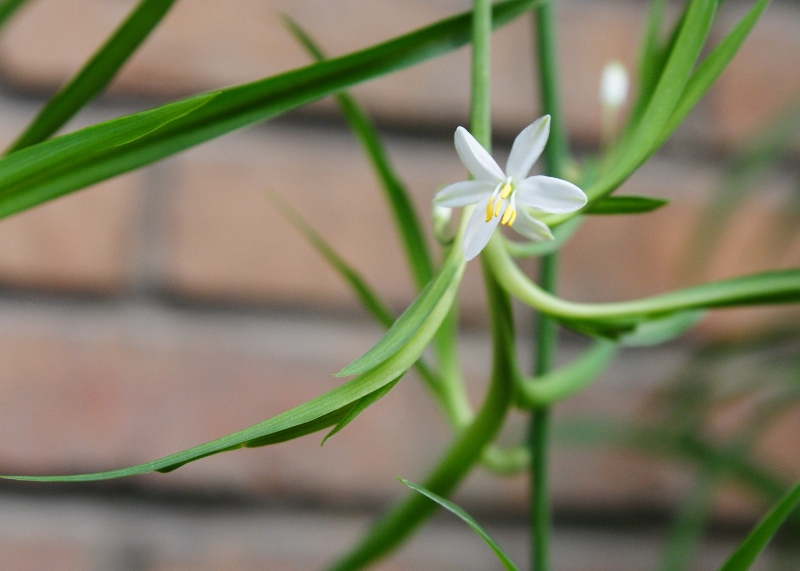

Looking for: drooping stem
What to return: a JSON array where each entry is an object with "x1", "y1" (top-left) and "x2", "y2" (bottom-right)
[
  {"x1": 530, "y1": 1, "x2": 568, "y2": 570},
  {"x1": 471, "y1": 0, "x2": 492, "y2": 149}
]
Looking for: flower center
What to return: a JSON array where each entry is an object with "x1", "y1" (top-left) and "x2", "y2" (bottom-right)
[{"x1": 485, "y1": 180, "x2": 517, "y2": 226}]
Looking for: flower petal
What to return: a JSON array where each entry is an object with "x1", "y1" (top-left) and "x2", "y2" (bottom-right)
[
  {"x1": 463, "y1": 196, "x2": 502, "y2": 260},
  {"x1": 454, "y1": 127, "x2": 505, "y2": 183},
  {"x1": 434, "y1": 180, "x2": 496, "y2": 207},
  {"x1": 506, "y1": 116, "x2": 550, "y2": 181},
  {"x1": 512, "y1": 207, "x2": 554, "y2": 242},
  {"x1": 515, "y1": 176, "x2": 587, "y2": 213}
]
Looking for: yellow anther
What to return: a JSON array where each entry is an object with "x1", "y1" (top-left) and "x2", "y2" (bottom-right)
[
  {"x1": 509, "y1": 209, "x2": 517, "y2": 226},
  {"x1": 499, "y1": 183, "x2": 513, "y2": 200},
  {"x1": 485, "y1": 197, "x2": 494, "y2": 222},
  {"x1": 501, "y1": 205, "x2": 515, "y2": 225},
  {"x1": 493, "y1": 199, "x2": 503, "y2": 218}
]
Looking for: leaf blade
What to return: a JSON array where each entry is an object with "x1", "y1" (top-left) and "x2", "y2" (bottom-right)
[
  {"x1": 0, "y1": 0, "x2": 538, "y2": 220},
  {"x1": 8, "y1": 0, "x2": 179, "y2": 152},
  {"x1": 400, "y1": 479, "x2": 520, "y2": 571},
  {"x1": 585, "y1": 195, "x2": 669, "y2": 215}
]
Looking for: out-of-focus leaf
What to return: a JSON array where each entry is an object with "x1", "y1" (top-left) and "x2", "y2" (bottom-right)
[
  {"x1": 0, "y1": 0, "x2": 538, "y2": 219},
  {"x1": 620, "y1": 310, "x2": 705, "y2": 347},
  {"x1": 518, "y1": 339, "x2": 618, "y2": 406},
  {"x1": 401, "y1": 479, "x2": 520, "y2": 571},
  {"x1": 8, "y1": 0, "x2": 179, "y2": 152},
  {"x1": 283, "y1": 16, "x2": 434, "y2": 291},
  {"x1": 717, "y1": 478, "x2": 800, "y2": 571},
  {"x1": 267, "y1": 189, "x2": 394, "y2": 328},
  {"x1": 585, "y1": 195, "x2": 669, "y2": 215},
  {"x1": 0, "y1": 0, "x2": 29, "y2": 29}
]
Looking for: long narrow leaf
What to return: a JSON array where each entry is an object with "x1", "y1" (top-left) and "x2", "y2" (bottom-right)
[
  {"x1": 8, "y1": 0, "x2": 179, "y2": 152},
  {"x1": 654, "y1": 0, "x2": 771, "y2": 153},
  {"x1": 717, "y1": 478, "x2": 800, "y2": 571},
  {"x1": 585, "y1": 195, "x2": 669, "y2": 215},
  {"x1": 283, "y1": 16, "x2": 434, "y2": 290},
  {"x1": 2, "y1": 244, "x2": 465, "y2": 481},
  {"x1": 0, "y1": 0, "x2": 537, "y2": 220},
  {"x1": 266, "y1": 189, "x2": 395, "y2": 328},
  {"x1": 586, "y1": 0, "x2": 717, "y2": 204},
  {"x1": 401, "y1": 479, "x2": 521, "y2": 571}
]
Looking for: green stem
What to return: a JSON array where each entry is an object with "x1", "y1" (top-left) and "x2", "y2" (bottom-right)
[
  {"x1": 323, "y1": 265, "x2": 515, "y2": 571},
  {"x1": 530, "y1": 2, "x2": 567, "y2": 570},
  {"x1": 471, "y1": 0, "x2": 492, "y2": 149}
]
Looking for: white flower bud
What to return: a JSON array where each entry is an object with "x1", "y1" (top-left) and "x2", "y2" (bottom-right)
[{"x1": 599, "y1": 61, "x2": 629, "y2": 109}]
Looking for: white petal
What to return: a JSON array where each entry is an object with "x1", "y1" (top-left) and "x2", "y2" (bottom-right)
[
  {"x1": 515, "y1": 176, "x2": 587, "y2": 213},
  {"x1": 454, "y1": 127, "x2": 505, "y2": 183},
  {"x1": 433, "y1": 180, "x2": 496, "y2": 207},
  {"x1": 463, "y1": 196, "x2": 502, "y2": 260},
  {"x1": 513, "y1": 207, "x2": 554, "y2": 242},
  {"x1": 506, "y1": 116, "x2": 550, "y2": 181}
]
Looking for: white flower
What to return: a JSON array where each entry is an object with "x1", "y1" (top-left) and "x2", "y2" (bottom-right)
[{"x1": 434, "y1": 115, "x2": 587, "y2": 260}]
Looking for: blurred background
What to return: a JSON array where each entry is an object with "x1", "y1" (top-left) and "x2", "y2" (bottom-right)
[{"x1": 0, "y1": 0, "x2": 798, "y2": 569}]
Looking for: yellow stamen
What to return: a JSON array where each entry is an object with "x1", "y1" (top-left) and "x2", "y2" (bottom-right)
[
  {"x1": 499, "y1": 183, "x2": 513, "y2": 200},
  {"x1": 493, "y1": 199, "x2": 503, "y2": 218},
  {"x1": 485, "y1": 197, "x2": 494, "y2": 222},
  {"x1": 501, "y1": 205, "x2": 514, "y2": 225},
  {"x1": 509, "y1": 210, "x2": 517, "y2": 226}
]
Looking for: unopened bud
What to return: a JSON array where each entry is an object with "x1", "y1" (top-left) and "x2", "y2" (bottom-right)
[
  {"x1": 432, "y1": 204, "x2": 454, "y2": 245},
  {"x1": 599, "y1": 61, "x2": 629, "y2": 109}
]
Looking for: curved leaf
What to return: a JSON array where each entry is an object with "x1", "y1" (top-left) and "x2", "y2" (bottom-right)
[
  {"x1": 0, "y1": 0, "x2": 537, "y2": 220},
  {"x1": 717, "y1": 478, "x2": 800, "y2": 571},
  {"x1": 336, "y1": 252, "x2": 465, "y2": 377},
  {"x1": 401, "y1": 479, "x2": 520, "y2": 571},
  {"x1": 2, "y1": 253, "x2": 464, "y2": 481},
  {"x1": 8, "y1": 0, "x2": 179, "y2": 152}
]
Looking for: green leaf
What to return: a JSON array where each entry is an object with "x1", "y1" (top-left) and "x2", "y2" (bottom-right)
[
  {"x1": 7, "y1": 0, "x2": 179, "y2": 152},
  {"x1": 586, "y1": 0, "x2": 717, "y2": 205},
  {"x1": 630, "y1": 0, "x2": 667, "y2": 129},
  {"x1": 655, "y1": 0, "x2": 771, "y2": 154},
  {"x1": 400, "y1": 479, "x2": 521, "y2": 571},
  {"x1": 322, "y1": 378, "x2": 401, "y2": 446},
  {"x1": 0, "y1": 0, "x2": 537, "y2": 220},
  {"x1": 266, "y1": 189, "x2": 395, "y2": 328},
  {"x1": 717, "y1": 478, "x2": 800, "y2": 571},
  {"x1": 283, "y1": 16, "x2": 434, "y2": 291},
  {"x1": 0, "y1": 0, "x2": 29, "y2": 30},
  {"x1": 585, "y1": 195, "x2": 670, "y2": 215},
  {"x1": 336, "y1": 251, "x2": 465, "y2": 377},
  {"x1": 620, "y1": 310, "x2": 705, "y2": 347},
  {"x1": 518, "y1": 339, "x2": 618, "y2": 407},
  {"x1": 2, "y1": 252, "x2": 464, "y2": 481}
]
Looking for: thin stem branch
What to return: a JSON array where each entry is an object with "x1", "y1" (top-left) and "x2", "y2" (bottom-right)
[{"x1": 530, "y1": 2, "x2": 567, "y2": 570}]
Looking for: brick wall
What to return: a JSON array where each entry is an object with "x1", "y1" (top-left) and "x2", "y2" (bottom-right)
[{"x1": 0, "y1": 1, "x2": 798, "y2": 570}]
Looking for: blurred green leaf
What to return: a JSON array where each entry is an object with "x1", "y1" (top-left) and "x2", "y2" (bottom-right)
[
  {"x1": 518, "y1": 339, "x2": 618, "y2": 406},
  {"x1": 0, "y1": 0, "x2": 537, "y2": 219},
  {"x1": 620, "y1": 310, "x2": 705, "y2": 347},
  {"x1": 0, "y1": 0, "x2": 29, "y2": 30},
  {"x1": 718, "y1": 479, "x2": 800, "y2": 571},
  {"x1": 8, "y1": 0, "x2": 179, "y2": 152},
  {"x1": 401, "y1": 479, "x2": 521, "y2": 571},
  {"x1": 283, "y1": 16, "x2": 434, "y2": 291},
  {"x1": 266, "y1": 189, "x2": 395, "y2": 328},
  {"x1": 585, "y1": 195, "x2": 670, "y2": 215}
]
